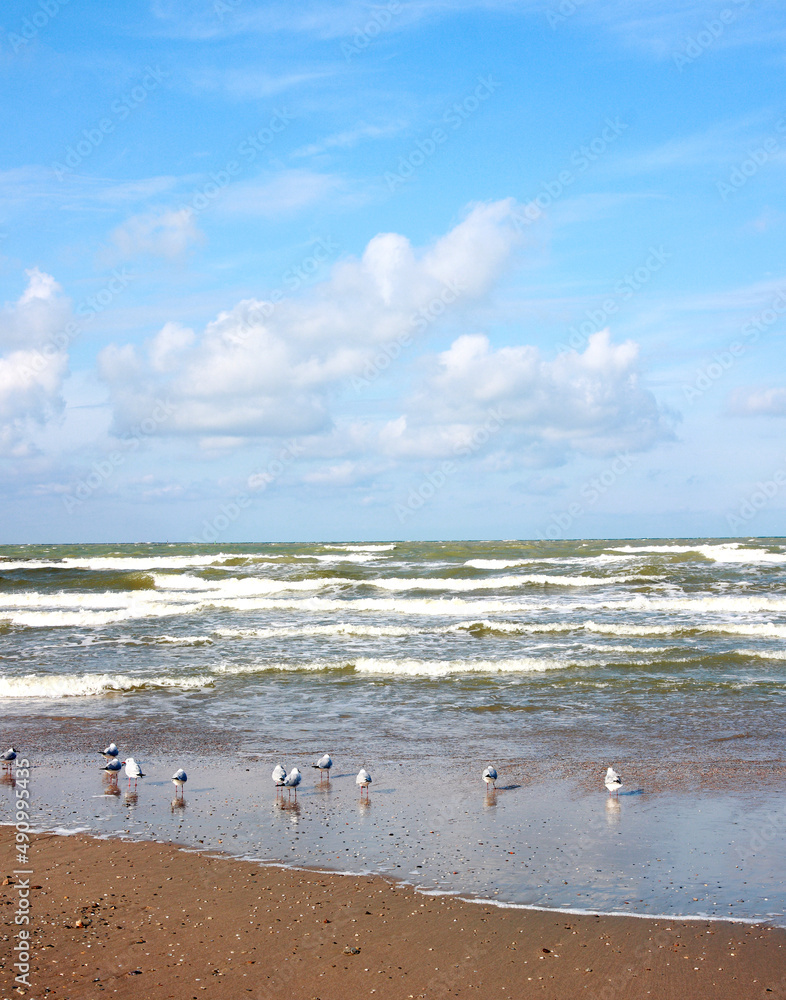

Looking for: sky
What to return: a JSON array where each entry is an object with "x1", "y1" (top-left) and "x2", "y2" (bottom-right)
[{"x1": 1, "y1": 0, "x2": 785, "y2": 543}]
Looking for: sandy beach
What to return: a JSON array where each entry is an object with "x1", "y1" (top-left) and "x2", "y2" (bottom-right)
[{"x1": 1, "y1": 828, "x2": 784, "y2": 1000}]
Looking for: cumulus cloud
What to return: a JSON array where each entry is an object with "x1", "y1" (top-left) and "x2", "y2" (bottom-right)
[
  {"x1": 0, "y1": 268, "x2": 71, "y2": 456},
  {"x1": 377, "y1": 329, "x2": 670, "y2": 463},
  {"x1": 99, "y1": 199, "x2": 523, "y2": 442}
]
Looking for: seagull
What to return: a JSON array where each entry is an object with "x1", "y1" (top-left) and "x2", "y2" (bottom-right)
[
  {"x1": 122, "y1": 758, "x2": 145, "y2": 782},
  {"x1": 102, "y1": 759, "x2": 122, "y2": 775},
  {"x1": 283, "y1": 767, "x2": 301, "y2": 798},
  {"x1": 482, "y1": 766, "x2": 497, "y2": 789},
  {"x1": 171, "y1": 769, "x2": 187, "y2": 796},
  {"x1": 1, "y1": 748, "x2": 17, "y2": 767},
  {"x1": 356, "y1": 768, "x2": 372, "y2": 797},
  {"x1": 604, "y1": 766, "x2": 622, "y2": 794},
  {"x1": 99, "y1": 742, "x2": 119, "y2": 759},
  {"x1": 272, "y1": 764, "x2": 287, "y2": 794},
  {"x1": 312, "y1": 753, "x2": 332, "y2": 780}
]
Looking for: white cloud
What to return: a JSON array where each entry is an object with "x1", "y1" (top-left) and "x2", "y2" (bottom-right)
[
  {"x1": 378, "y1": 329, "x2": 670, "y2": 463},
  {"x1": 217, "y1": 170, "x2": 343, "y2": 217},
  {"x1": 0, "y1": 269, "x2": 71, "y2": 456},
  {"x1": 99, "y1": 199, "x2": 523, "y2": 442},
  {"x1": 729, "y1": 386, "x2": 786, "y2": 416},
  {"x1": 110, "y1": 208, "x2": 205, "y2": 259}
]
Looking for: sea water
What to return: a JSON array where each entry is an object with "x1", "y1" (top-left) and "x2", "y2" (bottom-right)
[{"x1": 0, "y1": 538, "x2": 784, "y2": 922}]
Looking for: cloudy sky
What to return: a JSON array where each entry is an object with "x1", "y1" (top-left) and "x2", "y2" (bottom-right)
[{"x1": 1, "y1": 0, "x2": 785, "y2": 542}]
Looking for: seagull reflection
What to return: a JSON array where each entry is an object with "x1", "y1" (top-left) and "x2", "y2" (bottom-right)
[
  {"x1": 484, "y1": 789, "x2": 498, "y2": 808},
  {"x1": 103, "y1": 783, "x2": 121, "y2": 798},
  {"x1": 171, "y1": 796, "x2": 187, "y2": 812},
  {"x1": 605, "y1": 796, "x2": 621, "y2": 826},
  {"x1": 357, "y1": 796, "x2": 372, "y2": 816},
  {"x1": 124, "y1": 790, "x2": 139, "y2": 808},
  {"x1": 0, "y1": 773, "x2": 16, "y2": 789},
  {"x1": 275, "y1": 798, "x2": 301, "y2": 823}
]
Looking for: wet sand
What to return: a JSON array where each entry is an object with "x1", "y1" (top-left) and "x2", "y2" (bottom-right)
[{"x1": 1, "y1": 828, "x2": 784, "y2": 1000}]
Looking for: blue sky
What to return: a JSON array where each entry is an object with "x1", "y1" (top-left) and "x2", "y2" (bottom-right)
[{"x1": 1, "y1": 0, "x2": 785, "y2": 542}]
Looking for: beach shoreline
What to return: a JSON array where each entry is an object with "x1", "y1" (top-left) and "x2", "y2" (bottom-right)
[{"x1": 2, "y1": 828, "x2": 785, "y2": 1000}]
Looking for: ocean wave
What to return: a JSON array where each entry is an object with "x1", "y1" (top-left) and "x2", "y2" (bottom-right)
[
  {"x1": 366, "y1": 574, "x2": 626, "y2": 591},
  {"x1": 610, "y1": 543, "x2": 786, "y2": 564},
  {"x1": 0, "y1": 672, "x2": 213, "y2": 698},
  {"x1": 463, "y1": 559, "x2": 535, "y2": 569},
  {"x1": 323, "y1": 543, "x2": 396, "y2": 552},
  {"x1": 215, "y1": 623, "x2": 417, "y2": 639},
  {"x1": 0, "y1": 554, "x2": 261, "y2": 572},
  {"x1": 293, "y1": 553, "x2": 377, "y2": 563},
  {"x1": 213, "y1": 656, "x2": 571, "y2": 677}
]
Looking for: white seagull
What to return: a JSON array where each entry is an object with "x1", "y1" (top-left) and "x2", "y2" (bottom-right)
[
  {"x1": 99, "y1": 742, "x2": 119, "y2": 759},
  {"x1": 283, "y1": 767, "x2": 301, "y2": 797},
  {"x1": 171, "y1": 769, "x2": 187, "y2": 796},
  {"x1": 1, "y1": 748, "x2": 17, "y2": 767},
  {"x1": 311, "y1": 753, "x2": 332, "y2": 779},
  {"x1": 356, "y1": 768, "x2": 372, "y2": 796},
  {"x1": 272, "y1": 764, "x2": 287, "y2": 793},
  {"x1": 102, "y1": 759, "x2": 122, "y2": 774},
  {"x1": 122, "y1": 758, "x2": 145, "y2": 782},
  {"x1": 604, "y1": 766, "x2": 622, "y2": 794},
  {"x1": 482, "y1": 766, "x2": 497, "y2": 789}
]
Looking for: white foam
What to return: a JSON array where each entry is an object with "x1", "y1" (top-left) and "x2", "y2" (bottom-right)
[
  {"x1": 0, "y1": 672, "x2": 212, "y2": 698},
  {"x1": 0, "y1": 554, "x2": 263, "y2": 572},
  {"x1": 215, "y1": 623, "x2": 417, "y2": 639},
  {"x1": 293, "y1": 553, "x2": 376, "y2": 563},
  {"x1": 366, "y1": 574, "x2": 622, "y2": 591},
  {"x1": 350, "y1": 656, "x2": 568, "y2": 676},
  {"x1": 323, "y1": 543, "x2": 396, "y2": 552},
  {"x1": 212, "y1": 656, "x2": 570, "y2": 677},
  {"x1": 610, "y1": 543, "x2": 786, "y2": 564},
  {"x1": 463, "y1": 559, "x2": 535, "y2": 569}
]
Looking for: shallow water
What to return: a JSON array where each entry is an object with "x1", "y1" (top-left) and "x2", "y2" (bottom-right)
[{"x1": 1, "y1": 538, "x2": 784, "y2": 922}]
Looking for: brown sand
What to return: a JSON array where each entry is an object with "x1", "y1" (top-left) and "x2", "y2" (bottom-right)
[{"x1": 1, "y1": 829, "x2": 784, "y2": 1000}]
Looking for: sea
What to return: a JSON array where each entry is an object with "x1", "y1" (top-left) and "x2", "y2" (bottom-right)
[{"x1": 1, "y1": 538, "x2": 785, "y2": 924}]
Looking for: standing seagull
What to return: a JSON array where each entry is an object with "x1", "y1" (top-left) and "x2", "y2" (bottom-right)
[
  {"x1": 1, "y1": 748, "x2": 17, "y2": 769},
  {"x1": 604, "y1": 766, "x2": 622, "y2": 794},
  {"x1": 356, "y1": 768, "x2": 372, "y2": 797},
  {"x1": 122, "y1": 758, "x2": 145, "y2": 784},
  {"x1": 272, "y1": 764, "x2": 287, "y2": 795},
  {"x1": 102, "y1": 758, "x2": 122, "y2": 776},
  {"x1": 482, "y1": 766, "x2": 497, "y2": 789},
  {"x1": 283, "y1": 767, "x2": 301, "y2": 799},
  {"x1": 311, "y1": 753, "x2": 332, "y2": 781},
  {"x1": 171, "y1": 769, "x2": 187, "y2": 797},
  {"x1": 99, "y1": 742, "x2": 119, "y2": 759}
]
